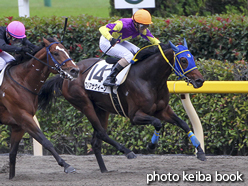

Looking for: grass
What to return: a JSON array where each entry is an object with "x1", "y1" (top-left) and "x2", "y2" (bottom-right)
[{"x1": 0, "y1": 0, "x2": 110, "y2": 18}]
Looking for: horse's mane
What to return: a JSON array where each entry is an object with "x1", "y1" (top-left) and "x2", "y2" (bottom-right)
[
  {"x1": 9, "y1": 38, "x2": 57, "y2": 67},
  {"x1": 134, "y1": 43, "x2": 171, "y2": 62}
]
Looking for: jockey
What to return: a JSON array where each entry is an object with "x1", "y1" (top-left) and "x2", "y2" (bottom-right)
[
  {"x1": 0, "y1": 21, "x2": 36, "y2": 71},
  {"x1": 99, "y1": 9, "x2": 160, "y2": 87}
]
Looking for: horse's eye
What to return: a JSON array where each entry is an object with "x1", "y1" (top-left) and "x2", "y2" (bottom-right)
[
  {"x1": 53, "y1": 52, "x2": 59, "y2": 56},
  {"x1": 182, "y1": 59, "x2": 187, "y2": 64}
]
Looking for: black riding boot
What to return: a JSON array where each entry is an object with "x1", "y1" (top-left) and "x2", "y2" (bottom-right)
[{"x1": 103, "y1": 63, "x2": 124, "y2": 86}]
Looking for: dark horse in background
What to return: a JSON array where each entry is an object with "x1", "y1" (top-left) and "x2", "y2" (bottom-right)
[
  {"x1": 38, "y1": 39, "x2": 206, "y2": 173},
  {"x1": 0, "y1": 38, "x2": 79, "y2": 179}
]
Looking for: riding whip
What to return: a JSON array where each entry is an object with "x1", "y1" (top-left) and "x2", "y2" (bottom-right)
[
  {"x1": 61, "y1": 17, "x2": 68, "y2": 43},
  {"x1": 81, "y1": 34, "x2": 122, "y2": 74}
]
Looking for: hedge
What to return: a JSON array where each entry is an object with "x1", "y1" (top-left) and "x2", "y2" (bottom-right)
[
  {"x1": 0, "y1": 15, "x2": 248, "y2": 155},
  {"x1": 1, "y1": 14, "x2": 248, "y2": 62}
]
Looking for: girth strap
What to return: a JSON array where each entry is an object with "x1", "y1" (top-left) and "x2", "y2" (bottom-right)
[{"x1": 109, "y1": 87, "x2": 128, "y2": 118}]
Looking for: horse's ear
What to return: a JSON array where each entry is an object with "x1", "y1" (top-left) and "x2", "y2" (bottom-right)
[
  {"x1": 169, "y1": 41, "x2": 179, "y2": 53},
  {"x1": 53, "y1": 37, "x2": 59, "y2": 42},
  {"x1": 183, "y1": 38, "x2": 188, "y2": 48},
  {"x1": 43, "y1": 38, "x2": 50, "y2": 47}
]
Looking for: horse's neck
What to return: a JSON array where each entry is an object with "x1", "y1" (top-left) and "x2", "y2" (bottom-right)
[
  {"x1": 139, "y1": 51, "x2": 173, "y2": 86},
  {"x1": 12, "y1": 51, "x2": 51, "y2": 92}
]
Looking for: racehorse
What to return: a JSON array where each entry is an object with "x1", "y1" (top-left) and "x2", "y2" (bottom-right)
[
  {"x1": 38, "y1": 40, "x2": 206, "y2": 173},
  {"x1": 0, "y1": 37, "x2": 79, "y2": 179}
]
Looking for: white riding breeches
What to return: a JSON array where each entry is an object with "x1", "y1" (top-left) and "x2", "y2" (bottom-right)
[
  {"x1": 0, "y1": 52, "x2": 15, "y2": 70},
  {"x1": 99, "y1": 35, "x2": 140, "y2": 63}
]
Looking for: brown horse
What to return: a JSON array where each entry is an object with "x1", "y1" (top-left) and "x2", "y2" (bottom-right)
[
  {"x1": 38, "y1": 40, "x2": 206, "y2": 173},
  {"x1": 0, "y1": 38, "x2": 79, "y2": 179}
]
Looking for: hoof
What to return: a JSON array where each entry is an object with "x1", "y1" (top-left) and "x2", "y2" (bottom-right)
[
  {"x1": 102, "y1": 169, "x2": 118, "y2": 173},
  {"x1": 146, "y1": 143, "x2": 157, "y2": 154},
  {"x1": 9, "y1": 174, "x2": 15, "y2": 180},
  {"x1": 197, "y1": 151, "x2": 207, "y2": 161},
  {"x1": 101, "y1": 169, "x2": 109, "y2": 173},
  {"x1": 125, "y1": 152, "x2": 137, "y2": 159},
  {"x1": 64, "y1": 166, "x2": 76, "y2": 173}
]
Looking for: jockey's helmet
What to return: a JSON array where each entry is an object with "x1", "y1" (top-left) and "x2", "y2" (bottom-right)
[
  {"x1": 6, "y1": 21, "x2": 26, "y2": 39},
  {"x1": 132, "y1": 9, "x2": 153, "y2": 25}
]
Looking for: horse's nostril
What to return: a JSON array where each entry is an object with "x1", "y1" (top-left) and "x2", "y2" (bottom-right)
[
  {"x1": 196, "y1": 79, "x2": 204, "y2": 87},
  {"x1": 70, "y1": 68, "x2": 79, "y2": 78}
]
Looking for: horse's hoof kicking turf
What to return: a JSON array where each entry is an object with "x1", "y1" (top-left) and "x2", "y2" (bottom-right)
[
  {"x1": 64, "y1": 166, "x2": 76, "y2": 173},
  {"x1": 126, "y1": 152, "x2": 137, "y2": 159}
]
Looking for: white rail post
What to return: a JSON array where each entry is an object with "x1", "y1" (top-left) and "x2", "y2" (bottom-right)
[
  {"x1": 132, "y1": 8, "x2": 140, "y2": 14},
  {"x1": 180, "y1": 93, "x2": 205, "y2": 153},
  {"x1": 18, "y1": 0, "x2": 30, "y2": 17},
  {"x1": 33, "y1": 115, "x2": 43, "y2": 156}
]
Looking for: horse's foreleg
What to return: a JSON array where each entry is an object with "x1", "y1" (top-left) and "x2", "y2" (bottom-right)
[
  {"x1": 157, "y1": 106, "x2": 206, "y2": 161},
  {"x1": 9, "y1": 126, "x2": 25, "y2": 179},
  {"x1": 20, "y1": 114, "x2": 75, "y2": 173},
  {"x1": 174, "y1": 118, "x2": 206, "y2": 161},
  {"x1": 132, "y1": 111, "x2": 163, "y2": 153},
  {"x1": 28, "y1": 128, "x2": 76, "y2": 173}
]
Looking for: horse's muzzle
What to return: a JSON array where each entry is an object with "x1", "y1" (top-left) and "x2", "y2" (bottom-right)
[
  {"x1": 70, "y1": 68, "x2": 80, "y2": 78},
  {"x1": 194, "y1": 79, "x2": 205, "y2": 88}
]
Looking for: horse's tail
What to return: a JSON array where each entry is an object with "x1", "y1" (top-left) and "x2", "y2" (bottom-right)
[{"x1": 38, "y1": 75, "x2": 64, "y2": 111}]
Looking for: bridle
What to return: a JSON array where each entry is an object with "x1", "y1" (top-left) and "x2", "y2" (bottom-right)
[
  {"x1": 26, "y1": 42, "x2": 74, "y2": 80},
  {"x1": 7, "y1": 42, "x2": 74, "y2": 95},
  {"x1": 157, "y1": 44, "x2": 196, "y2": 85},
  {"x1": 46, "y1": 42, "x2": 74, "y2": 80}
]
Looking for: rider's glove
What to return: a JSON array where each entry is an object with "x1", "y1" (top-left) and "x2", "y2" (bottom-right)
[
  {"x1": 21, "y1": 47, "x2": 33, "y2": 54},
  {"x1": 110, "y1": 38, "x2": 118, "y2": 46}
]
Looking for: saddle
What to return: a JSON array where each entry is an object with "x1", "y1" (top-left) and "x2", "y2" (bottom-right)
[{"x1": 105, "y1": 57, "x2": 119, "y2": 64}]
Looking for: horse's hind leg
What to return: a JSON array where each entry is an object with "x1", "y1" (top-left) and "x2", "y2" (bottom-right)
[
  {"x1": 157, "y1": 106, "x2": 206, "y2": 161},
  {"x1": 131, "y1": 111, "x2": 163, "y2": 153},
  {"x1": 9, "y1": 125, "x2": 25, "y2": 179},
  {"x1": 94, "y1": 107, "x2": 136, "y2": 158},
  {"x1": 91, "y1": 130, "x2": 107, "y2": 173},
  {"x1": 87, "y1": 106, "x2": 136, "y2": 172}
]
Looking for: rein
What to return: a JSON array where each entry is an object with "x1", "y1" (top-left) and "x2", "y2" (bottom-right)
[
  {"x1": 131, "y1": 43, "x2": 190, "y2": 82},
  {"x1": 134, "y1": 44, "x2": 190, "y2": 81},
  {"x1": 157, "y1": 45, "x2": 186, "y2": 78},
  {"x1": 6, "y1": 66, "x2": 39, "y2": 95}
]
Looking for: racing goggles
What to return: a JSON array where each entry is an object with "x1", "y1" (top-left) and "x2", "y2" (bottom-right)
[
  {"x1": 139, "y1": 24, "x2": 149, "y2": 30},
  {"x1": 6, "y1": 31, "x2": 19, "y2": 42}
]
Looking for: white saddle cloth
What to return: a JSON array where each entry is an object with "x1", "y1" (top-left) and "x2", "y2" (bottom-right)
[
  {"x1": 0, "y1": 64, "x2": 8, "y2": 86},
  {"x1": 84, "y1": 60, "x2": 131, "y2": 94}
]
